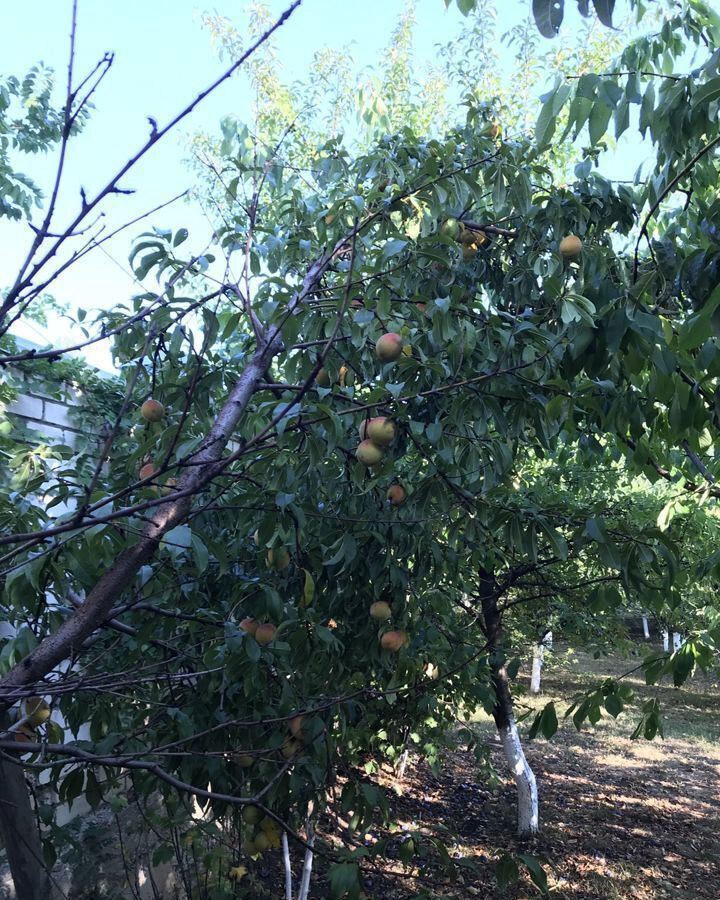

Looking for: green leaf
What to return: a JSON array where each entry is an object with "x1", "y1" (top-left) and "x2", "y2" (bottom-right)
[
  {"x1": 536, "y1": 83, "x2": 571, "y2": 147},
  {"x1": 301, "y1": 568, "x2": 315, "y2": 607},
  {"x1": 328, "y1": 862, "x2": 361, "y2": 899},
  {"x1": 190, "y1": 534, "x2": 209, "y2": 573},
  {"x1": 495, "y1": 852, "x2": 519, "y2": 887},
  {"x1": 693, "y1": 76, "x2": 720, "y2": 109},
  {"x1": 585, "y1": 518, "x2": 607, "y2": 542},
  {"x1": 533, "y1": 0, "x2": 564, "y2": 37},
  {"x1": 529, "y1": 701, "x2": 558, "y2": 740},
  {"x1": 589, "y1": 101, "x2": 613, "y2": 144},
  {"x1": 590, "y1": 0, "x2": 615, "y2": 27},
  {"x1": 518, "y1": 853, "x2": 550, "y2": 895}
]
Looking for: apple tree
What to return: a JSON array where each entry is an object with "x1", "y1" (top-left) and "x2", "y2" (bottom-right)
[{"x1": 2, "y1": 0, "x2": 720, "y2": 897}]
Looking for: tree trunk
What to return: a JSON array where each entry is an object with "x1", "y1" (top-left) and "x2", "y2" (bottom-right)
[
  {"x1": 662, "y1": 629, "x2": 669, "y2": 651},
  {"x1": 281, "y1": 831, "x2": 293, "y2": 900},
  {"x1": 0, "y1": 233, "x2": 350, "y2": 707},
  {"x1": 396, "y1": 748, "x2": 410, "y2": 781},
  {"x1": 297, "y1": 819, "x2": 315, "y2": 900},
  {"x1": 673, "y1": 632, "x2": 682, "y2": 651},
  {"x1": 480, "y1": 571, "x2": 539, "y2": 837},
  {"x1": 496, "y1": 711, "x2": 539, "y2": 837},
  {"x1": 530, "y1": 629, "x2": 552, "y2": 695},
  {"x1": 530, "y1": 642, "x2": 544, "y2": 694},
  {"x1": 642, "y1": 616, "x2": 650, "y2": 640},
  {"x1": 0, "y1": 715, "x2": 52, "y2": 900}
]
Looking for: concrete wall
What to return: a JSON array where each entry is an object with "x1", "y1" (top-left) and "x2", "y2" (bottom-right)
[{"x1": 7, "y1": 374, "x2": 88, "y2": 449}]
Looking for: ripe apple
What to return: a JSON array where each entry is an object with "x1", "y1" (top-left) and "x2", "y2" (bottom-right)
[
  {"x1": 386, "y1": 484, "x2": 406, "y2": 506},
  {"x1": 375, "y1": 332, "x2": 403, "y2": 362},
  {"x1": 369, "y1": 601, "x2": 392, "y2": 621},
  {"x1": 462, "y1": 243, "x2": 478, "y2": 260},
  {"x1": 14, "y1": 726, "x2": 35, "y2": 744},
  {"x1": 240, "y1": 617, "x2": 259, "y2": 637},
  {"x1": 139, "y1": 462, "x2": 157, "y2": 481},
  {"x1": 267, "y1": 547, "x2": 291, "y2": 570},
  {"x1": 366, "y1": 417, "x2": 396, "y2": 446},
  {"x1": 289, "y1": 715, "x2": 304, "y2": 739},
  {"x1": 324, "y1": 213, "x2": 336, "y2": 225},
  {"x1": 254, "y1": 623, "x2": 277, "y2": 645},
  {"x1": 356, "y1": 440, "x2": 385, "y2": 466},
  {"x1": 140, "y1": 398, "x2": 165, "y2": 422},
  {"x1": 24, "y1": 697, "x2": 50, "y2": 727},
  {"x1": 260, "y1": 816, "x2": 280, "y2": 836},
  {"x1": 380, "y1": 630, "x2": 407, "y2": 652},
  {"x1": 351, "y1": 297, "x2": 364, "y2": 309},
  {"x1": 315, "y1": 368, "x2": 331, "y2": 388},
  {"x1": 560, "y1": 234, "x2": 583, "y2": 258}
]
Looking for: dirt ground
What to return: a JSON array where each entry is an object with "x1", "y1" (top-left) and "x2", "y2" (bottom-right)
[
  {"x1": 311, "y1": 647, "x2": 720, "y2": 899},
  {"x1": 246, "y1": 646, "x2": 719, "y2": 898}
]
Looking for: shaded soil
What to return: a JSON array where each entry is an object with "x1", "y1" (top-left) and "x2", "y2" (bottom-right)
[
  {"x1": 256, "y1": 649, "x2": 720, "y2": 898},
  {"x1": 358, "y1": 724, "x2": 720, "y2": 898}
]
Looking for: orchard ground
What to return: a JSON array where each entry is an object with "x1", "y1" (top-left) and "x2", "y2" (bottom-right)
[{"x1": 256, "y1": 645, "x2": 720, "y2": 899}]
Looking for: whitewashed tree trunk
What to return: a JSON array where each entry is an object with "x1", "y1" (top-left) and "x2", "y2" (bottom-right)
[
  {"x1": 530, "y1": 642, "x2": 544, "y2": 694},
  {"x1": 396, "y1": 748, "x2": 409, "y2": 781},
  {"x1": 642, "y1": 616, "x2": 650, "y2": 640},
  {"x1": 672, "y1": 632, "x2": 682, "y2": 651},
  {"x1": 530, "y1": 630, "x2": 552, "y2": 694},
  {"x1": 479, "y1": 570, "x2": 540, "y2": 837},
  {"x1": 498, "y1": 716, "x2": 539, "y2": 837},
  {"x1": 662, "y1": 629, "x2": 669, "y2": 651},
  {"x1": 281, "y1": 832, "x2": 293, "y2": 900},
  {"x1": 297, "y1": 820, "x2": 315, "y2": 900}
]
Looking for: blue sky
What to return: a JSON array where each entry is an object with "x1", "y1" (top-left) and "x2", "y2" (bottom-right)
[
  {"x1": 1, "y1": 1, "x2": 464, "y2": 365},
  {"x1": 1, "y1": 0, "x2": 642, "y2": 369}
]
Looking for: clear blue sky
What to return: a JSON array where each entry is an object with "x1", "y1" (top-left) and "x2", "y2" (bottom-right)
[{"x1": 0, "y1": 0, "x2": 642, "y2": 369}]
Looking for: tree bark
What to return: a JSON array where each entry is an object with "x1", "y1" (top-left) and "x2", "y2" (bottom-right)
[
  {"x1": 0, "y1": 226, "x2": 356, "y2": 708},
  {"x1": 530, "y1": 642, "x2": 544, "y2": 694},
  {"x1": 530, "y1": 629, "x2": 552, "y2": 695},
  {"x1": 480, "y1": 570, "x2": 539, "y2": 837},
  {"x1": 663, "y1": 629, "x2": 669, "y2": 651},
  {"x1": 297, "y1": 818, "x2": 315, "y2": 900},
  {"x1": 281, "y1": 831, "x2": 293, "y2": 900},
  {"x1": 642, "y1": 616, "x2": 650, "y2": 640},
  {"x1": 0, "y1": 715, "x2": 52, "y2": 900}
]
